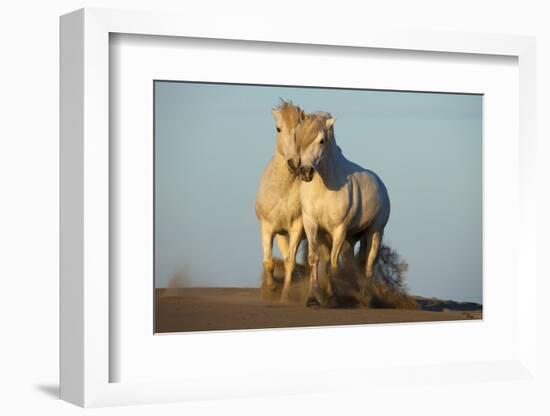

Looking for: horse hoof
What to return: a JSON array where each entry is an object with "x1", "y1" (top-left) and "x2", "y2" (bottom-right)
[
  {"x1": 326, "y1": 295, "x2": 339, "y2": 308},
  {"x1": 265, "y1": 283, "x2": 278, "y2": 292},
  {"x1": 280, "y1": 290, "x2": 290, "y2": 303},
  {"x1": 306, "y1": 296, "x2": 321, "y2": 308}
]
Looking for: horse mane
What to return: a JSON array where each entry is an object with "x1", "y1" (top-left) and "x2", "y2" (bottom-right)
[
  {"x1": 298, "y1": 111, "x2": 335, "y2": 151},
  {"x1": 275, "y1": 99, "x2": 303, "y2": 128}
]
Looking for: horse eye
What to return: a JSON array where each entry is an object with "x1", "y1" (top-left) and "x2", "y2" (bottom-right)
[
  {"x1": 319, "y1": 139, "x2": 325, "y2": 145},
  {"x1": 276, "y1": 127, "x2": 281, "y2": 133}
]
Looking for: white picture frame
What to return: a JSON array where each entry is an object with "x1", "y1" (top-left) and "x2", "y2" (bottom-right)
[{"x1": 60, "y1": 8, "x2": 537, "y2": 408}]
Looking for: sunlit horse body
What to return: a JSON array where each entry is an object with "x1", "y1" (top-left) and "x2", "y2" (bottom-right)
[
  {"x1": 255, "y1": 100, "x2": 306, "y2": 302},
  {"x1": 297, "y1": 112, "x2": 391, "y2": 306}
]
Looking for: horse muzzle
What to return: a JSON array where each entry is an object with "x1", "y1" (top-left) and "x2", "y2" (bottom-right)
[
  {"x1": 300, "y1": 165, "x2": 315, "y2": 182},
  {"x1": 287, "y1": 158, "x2": 300, "y2": 174}
]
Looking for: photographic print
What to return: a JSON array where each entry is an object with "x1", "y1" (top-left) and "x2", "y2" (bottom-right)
[{"x1": 154, "y1": 81, "x2": 483, "y2": 333}]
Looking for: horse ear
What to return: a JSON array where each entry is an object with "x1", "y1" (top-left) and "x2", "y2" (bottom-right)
[
  {"x1": 299, "y1": 109, "x2": 306, "y2": 122},
  {"x1": 325, "y1": 118, "x2": 336, "y2": 129},
  {"x1": 272, "y1": 108, "x2": 281, "y2": 120}
]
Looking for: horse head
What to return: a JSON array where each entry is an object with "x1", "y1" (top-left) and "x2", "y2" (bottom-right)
[
  {"x1": 296, "y1": 112, "x2": 336, "y2": 182},
  {"x1": 271, "y1": 99, "x2": 306, "y2": 174}
]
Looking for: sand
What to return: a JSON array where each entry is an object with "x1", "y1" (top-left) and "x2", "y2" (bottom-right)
[{"x1": 155, "y1": 288, "x2": 482, "y2": 333}]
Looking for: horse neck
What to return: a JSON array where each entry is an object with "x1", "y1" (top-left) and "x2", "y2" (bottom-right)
[
  {"x1": 269, "y1": 150, "x2": 296, "y2": 187},
  {"x1": 317, "y1": 139, "x2": 344, "y2": 186},
  {"x1": 271, "y1": 149, "x2": 288, "y2": 171}
]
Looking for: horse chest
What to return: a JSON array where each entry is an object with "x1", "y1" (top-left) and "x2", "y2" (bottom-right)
[
  {"x1": 301, "y1": 174, "x2": 381, "y2": 235},
  {"x1": 269, "y1": 195, "x2": 301, "y2": 225},
  {"x1": 302, "y1": 188, "x2": 351, "y2": 231},
  {"x1": 258, "y1": 184, "x2": 301, "y2": 228}
]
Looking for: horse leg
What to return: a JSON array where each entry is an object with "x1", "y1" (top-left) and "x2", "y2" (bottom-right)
[
  {"x1": 260, "y1": 221, "x2": 276, "y2": 291},
  {"x1": 281, "y1": 220, "x2": 303, "y2": 302},
  {"x1": 358, "y1": 236, "x2": 368, "y2": 268},
  {"x1": 275, "y1": 234, "x2": 289, "y2": 260},
  {"x1": 327, "y1": 226, "x2": 346, "y2": 305},
  {"x1": 362, "y1": 229, "x2": 383, "y2": 297},
  {"x1": 318, "y1": 234, "x2": 331, "y2": 279},
  {"x1": 341, "y1": 239, "x2": 355, "y2": 266},
  {"x1": 303, "y1": 216, "x2": 321, "y2": 307},
  {"x1": 366, "y1": 231, "x2": 382, "y2": 280}
]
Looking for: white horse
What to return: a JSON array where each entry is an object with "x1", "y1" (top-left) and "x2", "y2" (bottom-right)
[
  {"x1": 255, "y1": 100, "x2": 306, "y2": 302},
  {"x1": 297, "y1": 112, "x2": 391, "y2": 306}
]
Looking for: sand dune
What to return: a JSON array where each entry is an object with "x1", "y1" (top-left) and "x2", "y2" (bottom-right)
[{"x1": 155, "y1": 288, "x2": 482, "y2": 333}]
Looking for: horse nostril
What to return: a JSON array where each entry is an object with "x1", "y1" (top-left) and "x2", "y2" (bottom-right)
[{"x1": 300, "y1": 166, "x2": 314, "y2": 181}]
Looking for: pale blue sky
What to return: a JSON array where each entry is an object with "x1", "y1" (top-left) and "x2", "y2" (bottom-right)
[{"x1": 154, "y1": 81, "x2": 482, "y2": 303}]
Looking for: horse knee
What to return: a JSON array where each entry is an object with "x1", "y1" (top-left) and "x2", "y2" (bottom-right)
[
  {"x1": 365, "y1": 260, "x2": 377, "y2": 281},
  {"x1": 263, "y1": 259, "x2": 274, "y2": 273},
  {"x1": 366, "y1": 267, "x2": 374, "y2": 280},
  {"x1": 284, "y1": 256, "x2": 295, "y2": 270},
  {"x1": 308, "y1": 253, "x2": 319, "y2": 267}
]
